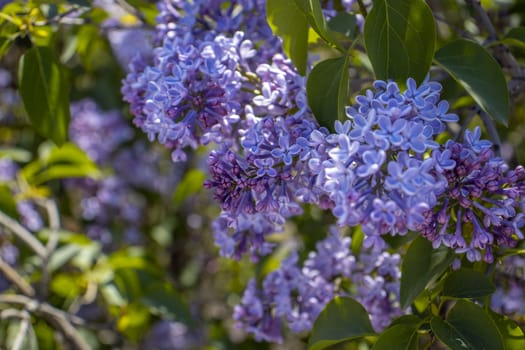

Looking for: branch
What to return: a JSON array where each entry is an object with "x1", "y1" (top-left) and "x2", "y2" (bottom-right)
[
  {"x1": 478, "y1": 108, "x2": 502, "y2": 157},
  {"x1": 0, "y1": 257, "x2": 35, "y2": 297},
  {"x1": 0, "y1": 210, "x2": 46, "y2": 258},
  {"x1": 465, "y1": 0, "x2": 497, "y2": 42},
  {"x1": 0, "y1": 294, "x2": 90, "y2": 350},
  {"x1": 11, "y1": 310, "x2": 31, "y2": 350},
  {"x1": 36, "y1": 198, "x2": 61, "y2": 298}
]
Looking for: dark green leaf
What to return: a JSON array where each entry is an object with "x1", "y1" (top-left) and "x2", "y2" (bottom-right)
[
  {"x1": 308, "y1": 297, "x2": 375, "y2": 350},
  {"x1": 364, "y1": 0, "x2": 436, "y2": 82},
  {"x1": 307, "y1": 54, "x2": 351, "y2": 131},
  {"x1": 372, "y1": 323, "x2": 419, "y2": 350},
  {"x1": 142, "y1": 282, "x2": 191, "y2": 323},
  {"x1": 503, "y1": 27, "x2": 525, "y2": 49},
  {"x1": 489, "y1": 310, "x2": 525, "y2": 350},
  {"x1": 267, "y1": 0, "x2": 309, "y2": 75},
  {"x1": 430, "y1": 300, "x2": 504, "y2": 350},
  {"x1": 434, "y1": 39, "x2": 509, "y2": 126},
  {"x1": 400, "y1": 236, "x2": 454, "y2": 308},
  {"x1": 389, "y1": 315, "x2": 423, "y2": 327},
  {"x1": 0, "y1": 185, "x2": 18, "y2": 219},
  {"x1": 0, "y1": 37, "x2": 12, "y2": 59},
  {"x1": 442, "y1": 268, "x2": 495, "y2": 298},
  {"x1": 328, "y1": 12, "x2": 359, "y2": 40},
  {"x1": 18, "y1": 47, "x2": 71, "y2": 145}
]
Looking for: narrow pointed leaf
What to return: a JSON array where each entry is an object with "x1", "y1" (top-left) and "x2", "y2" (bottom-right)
[
  {"x1": 308, "y1": 297, "x2": 375, "y2": 350},
  {"x1": 400, "y1": 236, "x2": 454, "y2": 308},
  {"x1": 503, "y1": 27, "x2": 525, "y2": 49},
  {"x1": 364, "y1": 0, "x2": 436, "y2": 82},
  {"x1": 434, "y1": 39, "x2": 509, "y2": 126},
  {"x1": 430, "y1": 300, "x2": 504, "y2": 350},
  {"x1": 267, "y1": 0, "x2": 309, "y2": 75},
  {"x1": 18, "y1": 46, "x2": 71, "y2": 145},
  {"x1": 307, "y1": 54, "x2": 351, "y2": 131},
  {"x1": 442, "y1": 268, "x2": 495, "y2": 298}
]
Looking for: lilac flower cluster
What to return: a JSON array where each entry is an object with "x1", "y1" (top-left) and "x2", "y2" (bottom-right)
[
  {"x1": 419, "y1": 131, "x2": 525, "y2": 263},
  {"x1": 122, "y1": 1, "x2": 329, "y2": 259},
  {"x1": 233, "y1": 229, "x2": 404, "y2": 342},
  {"x1": 206, "y1": 110, "x2": 319, "y2": 259},
  {"x1": 67, "y1": 99, "x2": 179, "y2": 248},
  {"x1": 308, "y1": 78, "x2": 458, "y2": 250},
  {"x1": 122, "y1": 0, "x2": 280, "y2": 162}
]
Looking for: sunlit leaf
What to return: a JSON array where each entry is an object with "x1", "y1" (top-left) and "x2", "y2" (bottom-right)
[
  {"x1": 267, "y1": 0, "x2": 309, "y2": 75},
  {"x1": 489, "y1": 310, "x2": 525, "y2": 350}
]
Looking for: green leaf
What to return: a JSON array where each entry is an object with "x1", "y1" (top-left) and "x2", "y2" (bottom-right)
[
  {"x1": 307, "y1": 54, "x2": 351, "y2": 131},
  {"x1": 18, "y1": 47, "x2": 71, "y2": 146},
  {"x1": 364, "y1": 0, "x2": 436, "y2": 82},
  {"x1": 173, "y1": 169, "x2": 206, "y2": 207},
  {"x1": 371, "y1": 323, "x2": 419, "y2": 350},
  {"x1": 308, "y1": 297, "x2": 376, "y2": 350},
  {"x1": 0, "y1": 37, "x2": 12, "y2": 59},
  {"x1": 328, "y1": 12, "x2": 360, "y2": 40},
  {"x1": 489, "y1": 310, "x2": 525, "y2": 350},
  {"x1": 0, "y1": 147, "x2": 32, "y2": 162},
  {"x1": 400, "y1": 236, "x2": 454, "y2": 308},
  {"x1": 50, "y1": 273, "x2": 82, "y2": 298},
  {"x1": 299, "y1": 0, "x2": 342, "y2": 49},
  {"x1": 267, "y1": 0, "x2": 309, "y2": 75},
  {"x1": 6, "y1": 319, "x2": 39, "y2": 350},
  {"x1": 141, "y1": 282, "x2": 191, "y2": 323},
  {"x1": 48, "y1": 244, "x2": 83, "y2": 272},
  {"x1": 434, "y1": 39, "x2": 509, "y2": 126},
  {"x1": 442, "y1": 268, "x2": 495, "y2": 298},
  {"x1": 0, "y1": 185, "x2": 18, "y2": 219},
  {"x1": 503, "y1": 27, "x2": 525, "y2": 50},
  {"x1": 21, "y1": 143, "x2": 100, "y2": 185},
  {"x1": 430, "y1": 300, "x2": 504, "y2": 350}
]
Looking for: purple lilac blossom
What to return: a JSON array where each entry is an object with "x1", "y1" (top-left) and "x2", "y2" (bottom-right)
[
  {"x1": 123, "y1": 1, "x2": 326, "y2": 259},
  {"x1": 122, "y1": 0, "x2": 279, "y2": 162},
  {"x1": 419, "y1": 130, "x2": 525, "y2": 263},
  {"x1": 67, "y1": 100, "x2": 179, "y2": 249},
  {"x1": 307, "y1": 78, "x2": 458, "y2": 250},
  {"x1": 233, "y1": 229, "x2": 404, "y2": 342},
  {"x1": 491, "y1": 255, "x2": 525, "y2": 317},
  {"x1": 142, "y1": 320, "x2": 200, "y2": 349}
]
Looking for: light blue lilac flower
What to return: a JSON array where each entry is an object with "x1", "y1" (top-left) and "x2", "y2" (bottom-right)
[{"x1": 307, "y1": 78, "x2": 458, "y2": 249}]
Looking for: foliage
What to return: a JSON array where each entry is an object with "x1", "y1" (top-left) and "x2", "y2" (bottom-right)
[{"x1": 0, "y1": 0, "x2": 524, "y2": 349}]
